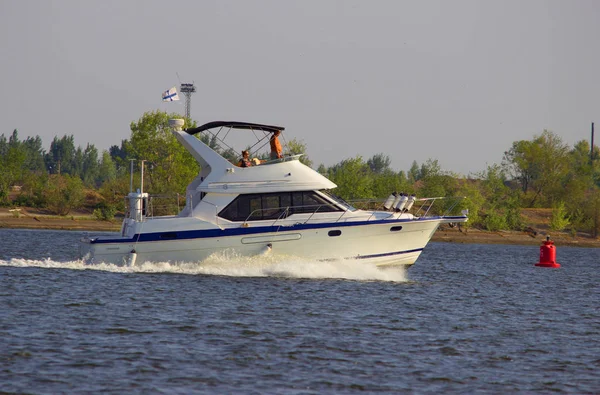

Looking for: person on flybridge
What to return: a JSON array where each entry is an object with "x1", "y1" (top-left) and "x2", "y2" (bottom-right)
[
  {"x1": 238, "y1": 150, "x2": 252, "y2": 167},
  {"x1": 270, "y1": 130, "x2": 283, "y2": 159},
  {"x1": 236, "y1": 129, "x2": 283, "y2": 167},
  {"x1": 237, "y1": 150, "x2": 263, "y2": 167}
]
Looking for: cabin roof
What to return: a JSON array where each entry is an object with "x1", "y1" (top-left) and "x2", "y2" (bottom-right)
[{"x1": 185, "y1": 121, "x2": 285, "y2": 135}]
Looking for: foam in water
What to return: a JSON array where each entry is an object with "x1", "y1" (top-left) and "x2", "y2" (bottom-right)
[{"x1": 0, "y1": 251, "x2": 407, "y2": 282}]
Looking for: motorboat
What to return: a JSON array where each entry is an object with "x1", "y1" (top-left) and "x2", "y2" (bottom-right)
[{"x1": 79, "y1": 119, "x2": 467, "y2": 267}]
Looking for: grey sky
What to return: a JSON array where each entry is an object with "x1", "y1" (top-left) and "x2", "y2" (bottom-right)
[{"x1": 1, "y1": 0, "x2": 599, "y2": 176}]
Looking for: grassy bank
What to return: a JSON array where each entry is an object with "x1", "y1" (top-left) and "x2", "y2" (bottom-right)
[{"x1": 0, "y1": 208, "x2": 120, "y2": 232}]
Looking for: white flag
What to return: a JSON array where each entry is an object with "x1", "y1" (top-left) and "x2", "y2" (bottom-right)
[{"x1": 162, "y1": 86, "x2": 179, "y2": 102}]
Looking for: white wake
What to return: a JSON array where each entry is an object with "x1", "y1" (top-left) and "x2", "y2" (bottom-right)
[{"x1": 0, "y1": 252, "x2": 407, "y2": 282}]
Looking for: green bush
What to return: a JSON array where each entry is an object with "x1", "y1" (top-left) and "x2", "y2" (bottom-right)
[
  {"x1": 550, "y1": 201, "x2": 570, "y2": 231},
  {"x1": 505, "y1": 207, "x2": 524, "y2": 230},
  {"x1": 93, "y1": 204, "x2": 117, "y2": 221},
  {"x1": 483, "y1": 211, "x2": 507, "y2": 231},
  {"x1": 44, "y1": 175, "x2": 85, "y2": 215}
]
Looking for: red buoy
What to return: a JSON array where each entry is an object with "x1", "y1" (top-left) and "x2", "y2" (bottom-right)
[{"x1": 535, "y1": 236, "x2": 560, "y2": 268}]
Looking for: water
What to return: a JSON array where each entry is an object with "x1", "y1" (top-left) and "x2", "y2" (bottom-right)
[{"x1": 1, "y1": 229, "x2": 599, "y2": 394}]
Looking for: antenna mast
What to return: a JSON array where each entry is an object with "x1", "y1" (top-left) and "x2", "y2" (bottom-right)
[{"x1": 180, "y1": 83, "x2": 196, "y2": 119}]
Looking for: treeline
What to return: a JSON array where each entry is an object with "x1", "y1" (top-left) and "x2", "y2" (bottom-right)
[
  {"x1": 318, "y1": 129, "x2": 600, "y2": 236},
  {"x1": 2, "y1": 110, "x2": 600, "y2": 236},
  {"x1": 0, "y1": 111, "x2": 198, "y2": 217}
]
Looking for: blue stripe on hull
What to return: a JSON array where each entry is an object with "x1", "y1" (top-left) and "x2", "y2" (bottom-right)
[
  {"x1": 355, "y1": 248, "x2": 423, "y2": 260},
  {"x1": 91, "y1": 216, "x2": 466, "y2": 245}
]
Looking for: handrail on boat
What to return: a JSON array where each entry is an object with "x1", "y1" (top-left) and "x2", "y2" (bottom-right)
[
  {"x1": 348, "y1": 196, "x2": 466, "y2": 218},
  {"x1": 124, "y1": 193, "x2": 182, "y2": 221},
  {"x1": 241, "y1": 196, "x2": 466, "y2": 228},
  {"x1": 257, "y1": 154, "x2": 304, "y2": 166},
  {"x1": 243, "y1": 203, "x2": 341, "y2": 227},
  {"x1": 125, "y1": 194, "x2": 466, "y2": 227},
  {"x1": 304, "y1": 205, "x2": 323, "y2": 223},
  {"x1": 273, "y1": 207, "x2": 291, "y2": 227},
  {"x1": 412, "y1": 196, "x2": 465, "y2": 218}
]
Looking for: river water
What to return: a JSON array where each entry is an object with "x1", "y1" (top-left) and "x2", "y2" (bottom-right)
[{"x1": 1, "y1": 228, "x2": 599, "y2": 394}]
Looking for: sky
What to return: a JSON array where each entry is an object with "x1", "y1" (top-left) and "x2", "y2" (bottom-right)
[{"x1": 1, "y1": 0, "x2": 599, "y2": 176}]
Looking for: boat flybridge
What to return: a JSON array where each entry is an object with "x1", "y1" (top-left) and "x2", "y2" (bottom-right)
[{"x1": 79, "y1": 119, "x2": 467, "y2": 267}]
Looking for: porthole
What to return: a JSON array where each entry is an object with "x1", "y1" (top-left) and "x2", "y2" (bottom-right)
[
  {"x1": 328, "y1": 230, "x2": 342, "y2": 237},
  {"x1": 390, "y1": 226, "x2": 403, "y2": 232}
]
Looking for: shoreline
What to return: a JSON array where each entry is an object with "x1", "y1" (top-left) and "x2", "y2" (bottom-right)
[
  {"x1": 0, "y1": 214, "x2": 121, "y2": 232},
  {"x1": 432, "y1": 226, "x2": 600, "y2": 248},
  {"x1": 1, "y1": 212, "x2": 598, "y2": 248}
]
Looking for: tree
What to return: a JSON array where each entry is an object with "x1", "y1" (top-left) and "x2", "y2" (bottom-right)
[
  {"x1": 454, "y1": 179, "x2": 484, "y2": 231},
  {"x1": 109, "y1": 140, "x2": 133, "y2": 176},
  {"x1": 199, "y1": 133, "x2": 221, "y2": 151},
  {"x1": 94, "y1": 172, "x2": 130, "y2": 220},
  {"x1": 97, "y1": 175, "x2": 130, "y2": 213},
  {"x1": 44, "y1": 174, "x2": 85, "y2": 215},
  {"x1": 419, "y1": 159, "x2": 442, "y2": 180},
  {"x1": 128, "y1": 111, "x2": 199, "y2": 194},
  {"x1": 502, "y1": 130, "x2": 570, "y2": 206},
  {"x1": 72, "y1": 146, "x2": 84, "y2": 178},
  {"x1": 98, "y1": 150, "x2": 117, "y2": 185},
  {"x1": 468, "y1": 164, "x2": 524, "y2": 230},
  {"x1": 416, "y1": 159, "x2": 455, "y2": 197},
  {"x1": 0, "y1": 134, "x2": 6, "y2": 157},
  {"x1": 22, "y1": 136, "x2": 46, "y2": 172},
  {"x1": 0, "y1": 130, "x2": 27, "y2": 205},
  {"x1": 408, "y1": 160, "x2": 421, "y2": 182},
  {"x1": 82, "y1": 144, "x2": 99, "y2": 186},
  {"x1": 371, "y1": 169, "x2": 410, "y2": 200},
  {"x1": 286, "y1": 138, "x2": 313, "y2": 168},
  {"x1": 14, "y1": 172, "x2": 47, "y2": 207},
  {"x1": 367, "y1": 153, "x2": 391, "y2": 174},
  {"x1": 327, "y1": 156, "x2": 373, "y2": 200},
  {"x1": 550, "y1": 201, "x2": 570, "y2": 231},
  {"x1": 580, "y1": 188, "x2": 600, "y2": 237},
  {"x1": 503, "y1": 139, "x2": 533, "y2": 193},
  {"x1": 45, "y1": 135, "x2": 76, "y2": 175},
  {"x1": 477, "y1": 164, "x2": 510, "y2": 204}
]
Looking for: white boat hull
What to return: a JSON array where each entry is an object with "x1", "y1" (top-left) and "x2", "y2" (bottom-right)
[
  {"x1": 80, "y1": 120, "x2": 468, "y2": 269},
  {"x1": 80, "y1": 218, "x2": 447, "y2": 267}
]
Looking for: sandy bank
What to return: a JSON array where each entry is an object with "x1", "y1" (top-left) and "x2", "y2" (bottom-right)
[
  {"x1": 432, "y1": 226, "x2": 599, "y2": 248},
  {"x1": 0, "y1": 209, "x2": 120, "y2": 232}
]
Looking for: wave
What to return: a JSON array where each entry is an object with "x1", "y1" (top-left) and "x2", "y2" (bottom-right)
[{"x1": 0, "y1": 251, "x2": 407, "y2": 282}]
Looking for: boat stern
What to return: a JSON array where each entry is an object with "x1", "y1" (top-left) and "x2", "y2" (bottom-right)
[{"x1": 78, "y1": 234, "x2": 93, "y2": 262}]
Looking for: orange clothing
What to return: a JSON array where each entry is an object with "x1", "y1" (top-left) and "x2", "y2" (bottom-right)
[{"x1": 270, "y1": 131, "x2": 282, "y2": 159}]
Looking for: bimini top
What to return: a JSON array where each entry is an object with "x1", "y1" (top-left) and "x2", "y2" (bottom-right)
[{"x1": 185, "y1": 121, "x2": 285, "y2": 135}]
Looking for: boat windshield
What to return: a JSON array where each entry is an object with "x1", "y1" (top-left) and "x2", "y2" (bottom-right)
[{"x1": 321, "y1": 190, "x2": 357, "y2": 211}]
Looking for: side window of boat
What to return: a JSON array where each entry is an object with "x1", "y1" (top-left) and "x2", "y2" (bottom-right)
[
  {"x1": 220, "y1": 194, "x2": 253, "y2": 221},
  {"x1": 302, "y1": 192, "x2": 322, "y2": 212},
  {"x1": 219, "y1": 199, "x2": 239, "y2": 220},
  {"x1": 262, "y1": 195, "x2": 281, "y2": 219},
  {"x1": 280, "y1": 193, "x2": 292, "y2": 215},
  {"x1": 219, "y1": 191, "x2": 339, "y2": 221},
  {"x1": 219, "y1": 193, "x2": 287, "y2": 221},
  {"x1": 248, "y1": 196, "x2": 262, "y2": 220},
  {"x1": 292, "y1": 192, "x2": 305, "y2": 213},
  {"x1": 295, "y1": 191, "x2": 339, "y2": 213}
]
